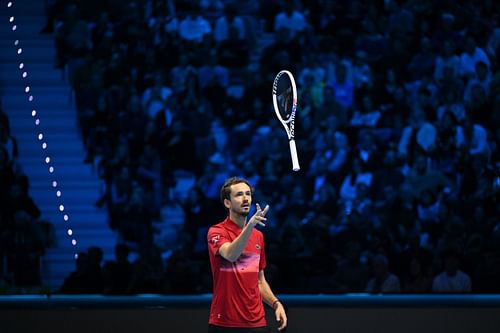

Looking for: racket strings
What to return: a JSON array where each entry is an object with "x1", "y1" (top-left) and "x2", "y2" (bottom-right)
[{"x1": 272, "y1": 70, "x2": 297, "y2": 136}]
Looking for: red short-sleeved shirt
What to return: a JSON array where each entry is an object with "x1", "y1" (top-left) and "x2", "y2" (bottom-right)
[{"x1": 207, "y1": 217, "x2": 267, "y2": 328}]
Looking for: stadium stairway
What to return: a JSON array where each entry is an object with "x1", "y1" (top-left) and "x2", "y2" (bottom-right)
[{"x1": 0, "y1": 0, "x2": 116, "y2": 291}]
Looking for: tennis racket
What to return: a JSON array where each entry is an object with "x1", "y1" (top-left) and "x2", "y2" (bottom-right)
[{"x1": 272, "y1": 70, "x2": 300, "y2": 171}]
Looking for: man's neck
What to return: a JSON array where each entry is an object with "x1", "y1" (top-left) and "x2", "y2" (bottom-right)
[{"x1": 229, "y1": 212, "x2": 247, "y2": 228}]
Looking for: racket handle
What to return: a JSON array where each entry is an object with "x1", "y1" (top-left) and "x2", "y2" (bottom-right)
[{"x1": 289, "y1": 139, "x2": 300, "y2": 171}]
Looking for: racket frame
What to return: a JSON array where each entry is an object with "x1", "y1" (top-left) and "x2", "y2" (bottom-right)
[{"x1": 272, "y1": 70, "x2": 300, "y2": 171}]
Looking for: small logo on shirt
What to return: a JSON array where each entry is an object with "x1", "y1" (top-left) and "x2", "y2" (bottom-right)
[
  {"x1": 255, "y1": 244, "x2": 261, "y2": 250},
  {"x1": 211, "y1": 235, "x2": 220, "y2": 244}
]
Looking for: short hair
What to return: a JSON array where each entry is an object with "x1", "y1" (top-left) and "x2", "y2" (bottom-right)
[{"x1": 220, "y1": 177, "x2": 253, "y2": 204}]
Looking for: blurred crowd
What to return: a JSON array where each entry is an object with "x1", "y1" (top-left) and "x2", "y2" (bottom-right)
[
  {"x1": 42, "y1": 0, "x2": 500, "y2": 294},
  {"x1": 0, "y1": 106, "x2": 54, "y2": 292}
]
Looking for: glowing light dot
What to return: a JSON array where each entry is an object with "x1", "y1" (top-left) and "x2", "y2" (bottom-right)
[
  {"x1": 22, "y1": 72, "x2": 27, "y2": 78},
  {"x1": 35, "y1": 119, "x2": 40, "y2": 125},
  {"x1": 31, "y1": 110, "x2": 36, "y2": 116},
  {"x1": 38, "y1": 133, "x2": 43, "y2": 140},
  {"x1": 71, "y1": 239, "x2": 77, "y2": 246},
  {"x1": 9, "y1": 17, "x2": 14, "y2": 22},
  {"x1": 56, "y1": 190, "x2": 61, "y2": 197},
  {"x1": 42, "y1": 142, "x2": 47, "y2": 149},
  {"x1": 17, "y1": 48, "x2": 21, "y2": 54},
  {"x1": 28, "y1": 95, "x2": 33, "y2": 101},
  {"x1": 12, "y1": 25, "x2": 17, "y2": 31},
  {"x1": 74, "y1": 253, "x2": 78, "y2": 259},
  {"x1": 59, "y1": 205, "x2": 64, "y2": 212},
  {"x1": 14, "y1": 39, "x2": 18, "y2": 45},
  {"x1": 67, "y1": 229, "x2": 73, "y2": 236},
  {"x1": 8, "y1": 2, "x2": 12, "y2": 8},
  {"x1": 19, "y1": 63, "x2": 24, "y2": 69},
  {"x1": 52, "y1": 181, "x2": 57, "y2": 187},
  {"x1": 25, "y1": 86, "x2": 30, "y2": 93},
  {"x1": 45, "y1": 157, "x2": 50, "y2": 163},
  {"x1": 63, "y1": 214, "x2": 69, "y2": 221},
  {"x1": 49, "y1": 166, "x2": 54, "y2": 173}
]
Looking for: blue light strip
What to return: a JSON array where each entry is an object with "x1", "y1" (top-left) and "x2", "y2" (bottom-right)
[{"x1": 1, "y1": 294, "x2": 500, "y2": 309}]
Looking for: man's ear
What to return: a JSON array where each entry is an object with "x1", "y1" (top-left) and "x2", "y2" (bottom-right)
[{"x1": 224, "y1": 198, "x2": 231, "y2": 209}]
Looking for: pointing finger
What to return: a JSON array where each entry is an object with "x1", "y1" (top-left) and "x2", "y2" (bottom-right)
[{"x1": 261, "y1": 204, "x2": 270, "y2": 216}]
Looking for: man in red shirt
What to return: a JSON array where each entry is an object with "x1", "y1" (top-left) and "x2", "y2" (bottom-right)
[{"x1": 207, "y1": 177, "x2": 287, "y2": 332}]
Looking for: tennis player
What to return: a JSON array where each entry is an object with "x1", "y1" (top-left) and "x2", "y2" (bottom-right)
[{"x1": 207, "y1": 177, "x2": 287, "y2": 332}]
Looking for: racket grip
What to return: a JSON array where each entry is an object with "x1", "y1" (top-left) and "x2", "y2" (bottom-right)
[{"x1": 289, "y1": 139, "x2": 300, "y2": 171}]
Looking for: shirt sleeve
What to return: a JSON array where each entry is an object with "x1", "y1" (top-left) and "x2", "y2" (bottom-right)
[{"x1": 207, "y1": 226, "x2": 230, "y2": 257}]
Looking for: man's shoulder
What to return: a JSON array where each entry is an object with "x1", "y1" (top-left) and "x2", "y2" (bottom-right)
[
  {"x1": 208, "y1": 219, "x2": 228, "y2": 233},
  {"x1": 207, "y1": 220, "x2": 229, "y2": 246}
]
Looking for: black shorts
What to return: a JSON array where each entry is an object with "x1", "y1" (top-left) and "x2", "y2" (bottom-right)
[{"x1": 208, "y1": 324, "x2": 270, "y2": 333}]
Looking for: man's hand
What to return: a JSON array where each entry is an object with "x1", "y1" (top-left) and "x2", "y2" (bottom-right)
[
  {"x1": 275, "y1": 302, "x2": 287, "y2": 331},
  {"x1": 247, "y1": 203, "x2": 269, "y2": 227}
]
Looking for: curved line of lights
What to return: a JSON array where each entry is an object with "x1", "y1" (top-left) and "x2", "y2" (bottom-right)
[{"x1": 7, "y1": 1, "x2": 79, "y2": 259}]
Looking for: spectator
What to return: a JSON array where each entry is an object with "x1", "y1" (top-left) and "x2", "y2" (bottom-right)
[
  {"x1": 486, "y1": 28, "x2": 500, "y2": 61},
  {"x1": 432, "y1": 249, "x2": 472, "y2": 292},
  {"x1": 434, "y1": 40, "x2": 461, "y2": 83},
  {"x1": 466, "y1": 60, "x2": 491, "y2": 96},
  {"x1": 273, "y1": 3, "x2": 307, "y2": 40},
  {"x1": 60, "y1": 252, "x2": 91, "y2": 293},
  {"x1": 170, "y1": 54, "x2": 197, "y2": 94},
  {"x1": 332, "y1": 241, "x2": 369, "y2": 292},
  {"x1": 350, "y1": 94, "x2": 381, "y2": 127},
  {"x1": 437, "y1": 88, "x2": 465, "y2": 122},
  {"x1": 328, "y1": 63, "x2": 355, "y2": 110},
  {"x1": 86, "y1": 246, "x2": 104, "y2": 293},
  {"x1": 0, "y1": 118, "x2": 18, "y2": 161},
  {"x1": 403, "y1": 154, "x2": 453, "y2": 201},
  {"x1": 198, "y1": 50, "x2": 229, "y2": 89},
  {"x1": 407, "y1": 37, "x2": 436, "y2": 80},
  {"x1": 217, "y1": 26, "x2": 250, "y2": 68},
  {"x1": 464, "y1": 74, "x2": 493, "y2": 125},
  {"x1": 355, "y1": 131, "x2": 382, "y2": 172},
  {"x1": 178, "y1": 12, "x2": 211, "y2": 43},
  {"x1": 181, "y1": 186, "x2": 212, "y2": 241},
  {"x1": 0, "y1": 147, "x2": 16, "y2": 206},
  {"x1": 416, "y1": 189, "x2": 442, "y2": 223},
  {"x1": 339, "y1": 157, "x2": 373, "y2": 213},
  {"x1": 370, "y1": 148, "x2": 405, "y2": 200},
  {"x1": 398, "y1": 108, "x2": 437, "y2": 157},
  {"x1": 103, "y1": 244, "x2": 133, "y2": 294},
  {"x1": 142, "y1": 73, "x2": 173, "y2": 119},
  {"x1": 456, "y1": 118, "x2": 489, "y2": 157},
  {"x1": 4, "y1": 176, "x2": 41, "y2": 221},
  {"x1": 459, "y1": 36, "x2": 490, "y2": 79},
  {"x1": 213, "y1": 4, "x2": 245, "y2": 43},
  {"x1": 54, "y1": 3, "x2": 90, "y2": 68},
  {"x1": 402, "y1": 256, "x2": 433, "y2": 293},
  {"x1": 366, "y1": 254, "x2": 401, "y2": 293}
]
